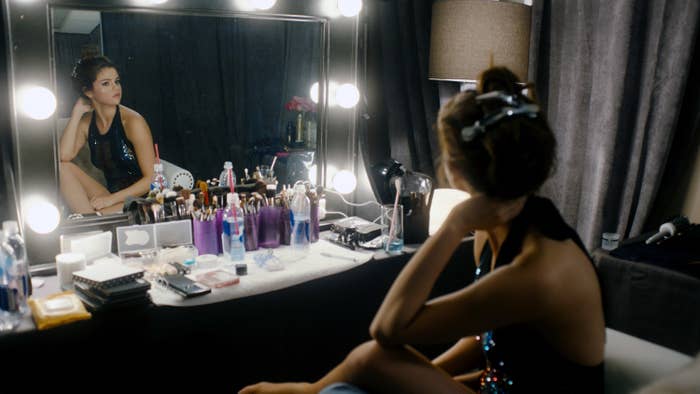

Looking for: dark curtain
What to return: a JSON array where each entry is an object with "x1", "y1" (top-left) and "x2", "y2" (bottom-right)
[
  {"x1": 646, "y1": 33, "x2": 700, "y2": 230},
  {"x1": 100, "y1": 13, "x2": 321, "y2": 182},
  {"x1": 363, "y1": 0, "x2": 440, "y2": 187},
  {"x1": 530, "y1": 0, "x2": 700, "y2": 249},
  {"x1": 54, "y1": 28, "x2": 101, "y2": 117}
]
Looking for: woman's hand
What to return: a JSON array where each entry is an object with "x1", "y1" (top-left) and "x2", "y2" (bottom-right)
[
  {"x1": 90, "y1": 195, "x2": 116, "y2": 211},
  {"x1": 71, "y1": 97, "x2": 92, "y2": 119},
  {"x1": 444, "y1": 193, "x2": 526, "y2": 235}
]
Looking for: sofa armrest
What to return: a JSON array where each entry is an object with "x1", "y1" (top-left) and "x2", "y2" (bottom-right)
[{"x1": 605, "y1": 328, "x2": 693, "y2": 393}]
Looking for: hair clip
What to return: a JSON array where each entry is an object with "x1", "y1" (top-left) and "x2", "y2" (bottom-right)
[{"x1": 460, "y1": 90, "x2": 540, "y2": 142}]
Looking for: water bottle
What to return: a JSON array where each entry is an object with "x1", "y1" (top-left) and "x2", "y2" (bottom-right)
[
  {"x1": 221, "y1": 193, "x2": 235, "y2": 255},
  {"x1": 219, "y1": 161, "x2": 236, "y2": 188},
  {"x1": 0, "y1": 221, "x2": 29, "y2": 331},
  {"x1": 150, "y1": 162, "x2": 168, "y2": 191},
  {"x1": 290, "y1": 184, "x2": 311, "y2": 258},
  {"x1": 0, "y1": 231, "x2": 17, "y2": 332},
  {"x1": 227, "y1": 194, "x2": 246, "y2": 262}
]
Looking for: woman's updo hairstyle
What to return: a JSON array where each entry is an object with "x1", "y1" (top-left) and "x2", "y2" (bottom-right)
[
  {"x1": 71, "y1": 55, "x2": 117, "y2": 98},
  {"x1": 437, "y1": 67, "x2": 555, "y2": 199}
]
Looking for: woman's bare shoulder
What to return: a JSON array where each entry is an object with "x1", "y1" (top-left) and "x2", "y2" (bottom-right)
[
  {"x1": 119, "y1": 105, "x2": 146, "y2": 122},
  {"x1": 119, "y1": 105, "x2": 150, "y2": 134},
  {"x1": 518, "y1": 232, "x2": 597, "y2": 295}
]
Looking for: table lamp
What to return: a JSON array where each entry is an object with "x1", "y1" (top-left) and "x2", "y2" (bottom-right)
[{"x1": 429, "y1": 0, "x2": 532, "y2": 83}]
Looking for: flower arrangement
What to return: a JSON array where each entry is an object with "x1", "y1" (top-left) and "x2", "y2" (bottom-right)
[{"x1": 284, "y1": 96, "x2": 316, "y2": 113}]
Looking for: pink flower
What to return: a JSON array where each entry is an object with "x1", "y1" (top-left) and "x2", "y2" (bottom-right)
[{"x1": 285, "y1": 96, "x2": 316, "y2": 113}]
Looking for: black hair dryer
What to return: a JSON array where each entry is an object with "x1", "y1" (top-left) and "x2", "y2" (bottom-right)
[{"x1": 370, "y1": 159, "x2": 433, "y2": 244}]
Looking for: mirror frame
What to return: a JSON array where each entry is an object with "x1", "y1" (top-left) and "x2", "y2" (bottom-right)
[{"x1": 2, "y1": 0, "x2": 361, "y2": 267}]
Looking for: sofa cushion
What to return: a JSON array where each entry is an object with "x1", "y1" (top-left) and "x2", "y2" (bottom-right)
[{"x1": 605, "y1": 328, "x2": 694, "y2": 393}]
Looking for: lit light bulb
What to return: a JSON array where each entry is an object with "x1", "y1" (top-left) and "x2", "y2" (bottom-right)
[
  {"x1": 149, "y1": 0, "x2": 168, "y2": 4},
  {"x1": 310, "y1": 82, "x2": 319, "y2": 104},
  {"x1": 233, "y1": 0, "x2": 256, "y2": 11},
  {"x1": 320, "y1": 0, "x2": 342, "y2": 18},
  {"x1": 325, "y1": 164, "x2": 338, "y2": 188},
  {"x1": 250, "y1": 0, "x2": 276, "y2": 10},
  {"x1": 332, "y1": 170, "x2": 357, "y2": 194},
  {"x1": 338, "y1": 0, "x2": 363, "y2": 17},
  {"x1": 17, "y1": 86, "x2": 57, "y2": 120},
  {"x1": 24, "y1": 197, "x2": 60, "y2": 234},
  {"x1": 336, "y1": 83, "x2": 360, "y2": 108}
]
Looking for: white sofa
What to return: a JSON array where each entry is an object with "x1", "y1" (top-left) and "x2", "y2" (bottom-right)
[{"x1": 605, "y1": 328, "x2": 697, "y2": 393}]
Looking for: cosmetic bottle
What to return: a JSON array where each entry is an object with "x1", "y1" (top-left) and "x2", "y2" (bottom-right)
[
  {"x1": 150, "y1": 162, "x2": 168, "y2": 191},
  {"x1": 227, "y1": 194, "x2": 246, "y2": 262},
  {"x1": 290, "y1": 185, "x2": 311, "y2": 258},
  {"x1": 0, "y1": 221, "x2": 30, "y2": 331}
]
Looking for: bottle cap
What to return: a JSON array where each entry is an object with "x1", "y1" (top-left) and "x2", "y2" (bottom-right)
[
  {"x1": 2, "y1": 220, "x2": 19, "y2": 236},
  {"x1": 223, "y1": 161, "x2": 233, "y2": 169}
]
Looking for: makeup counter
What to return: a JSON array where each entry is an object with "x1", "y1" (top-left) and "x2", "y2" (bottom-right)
[{"x1": 0, "y1": 233, "x2": 475, "y2": 392}]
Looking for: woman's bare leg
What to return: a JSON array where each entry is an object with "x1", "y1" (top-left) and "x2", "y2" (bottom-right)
[
  {"x1": 99, "y1": 203, "x2": 124, "y2": 215},
  {"x1": 59, "y1": 162, "x2": 109, "y2": 214},
  {"x1": 239, "y1": 341, "x2": 473, "y2": 394}
]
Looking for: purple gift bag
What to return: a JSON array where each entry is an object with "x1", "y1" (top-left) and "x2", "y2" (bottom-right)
[
  {"x1": 258, "y1": 206, "x2": 281, "y2": 248},
  {"x1": 193, "y1": 218, "x2": 218, "y2": 255}
]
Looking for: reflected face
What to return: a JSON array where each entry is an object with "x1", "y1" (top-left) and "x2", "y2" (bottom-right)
[{"x1": 85, "y1": 67, "x2": 121, "y2": 105}]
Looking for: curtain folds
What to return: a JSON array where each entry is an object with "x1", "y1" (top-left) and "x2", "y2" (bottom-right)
[
  {"x1": 363, "y1": 0, "x2": 440, "y2": 181},
  {"x1": 531, "y1": 0, "x2": 700, "y2": 249},
  {"x1": 100, "y1": 13, "x2": 321, "y2": 181}
]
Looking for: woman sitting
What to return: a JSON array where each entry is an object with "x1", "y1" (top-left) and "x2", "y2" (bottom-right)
[
  {"x1": 59, "y1": 55, "x2": 156, "y2": 214},
  {"x1": 240, "y1": 67, "x2": 605, "y2": 393}
]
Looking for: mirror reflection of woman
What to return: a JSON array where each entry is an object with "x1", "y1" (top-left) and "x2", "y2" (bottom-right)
[{"x1": 59, "y1": 56, "x2": 155, "y2": 214}]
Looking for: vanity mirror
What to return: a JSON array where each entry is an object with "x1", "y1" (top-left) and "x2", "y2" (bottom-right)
[{"x1": 2, "y1": 0, "x2": 362, "y2": 267}]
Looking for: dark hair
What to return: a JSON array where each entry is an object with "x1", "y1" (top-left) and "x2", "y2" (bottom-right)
[
  {"x1": 71, "y1": 55, "x2": 118, "y2": 97},
  {"x1": 437, "y1": 67, "x2": 556, "y2": 199}
]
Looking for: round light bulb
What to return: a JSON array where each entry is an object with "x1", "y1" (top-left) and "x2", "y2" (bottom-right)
[
  {"x1": 250, "y1": 0, "x2": 276, "y2": 10},
  {"x1": 233, "y1": 0, "x2": 256, "y2": 11},
  {"x1": 24, "y1": 197, "x2": 60, "y2": 234},
  {"x1": 18, "y1": 86, "x2": 57, "y2": 120},
  {"x1": 325, "y1": 164, "x2": 338, "y2": 188},
  {"x1": 338, "y1": 0, "x2": 363, "y2": 17},
  {"x1": 310, "y1": 82, "x2": 319, "y2": 104},
  {"x1": 336, "y1": 83, "x2": 360, "y2": 108},
  {"x1": 332, "y1": 170, "x2": 357, "y2": 194},
  {"x1": 320, "y1": 0, "x2": 342, "y2": 18}
]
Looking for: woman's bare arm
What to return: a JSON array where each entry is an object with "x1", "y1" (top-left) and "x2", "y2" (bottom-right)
[
  {"x1": 432, "y1": 336, "x2": 483, "y2": 376},
  {"x1": 59, "y1": 98, "x2": 92, "y2": 162},
  {"x1": 369, "y1": 195, "x2": 550, "y2": 345}
]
